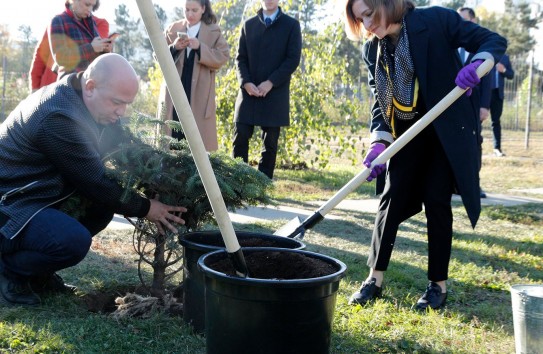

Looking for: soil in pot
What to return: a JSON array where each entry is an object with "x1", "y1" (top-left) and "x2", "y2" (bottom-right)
[{"x1": 209, "y1": 250, "x2": 337, "y2": 279}]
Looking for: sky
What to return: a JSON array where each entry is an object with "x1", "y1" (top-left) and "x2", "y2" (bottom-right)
[{"x1": 0, "y1": 0, "x2": 181, "y2": 40}]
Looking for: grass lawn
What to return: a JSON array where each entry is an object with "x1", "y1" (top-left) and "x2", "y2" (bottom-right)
[{"x1": 1, "y1": 130, "x2": 542, "y2": 353}]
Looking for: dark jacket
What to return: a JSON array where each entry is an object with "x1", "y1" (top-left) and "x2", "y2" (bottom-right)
[
  {"x1": 234, "y1": 7, "x2": 302, "y2": 127},
  {"x1": 489, "y1": 54, "x2": 514, "y2": 100},
  {"x1": 363, "y1": 6, "x2": 507, "y2": 227},
  {"x1": 0, "y1": 74, "x2": 150, "y2": 239}
]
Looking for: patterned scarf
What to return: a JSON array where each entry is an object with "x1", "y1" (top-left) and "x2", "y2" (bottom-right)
[{"x1": 375, "y1": 19, "x2": 418, "y2": 138}]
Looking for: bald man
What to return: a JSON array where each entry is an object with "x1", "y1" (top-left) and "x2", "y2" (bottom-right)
[{"x1": 0, "y1": 54, "x2": 187, "y2": 306}]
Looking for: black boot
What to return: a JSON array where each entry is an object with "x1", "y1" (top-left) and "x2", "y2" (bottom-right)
[
  {"x1": 0, "y1": 273, "x2": 41, "y2": 306},
  {"x1": 29, "y1": 273, "x2": 77, "y2": 294}
]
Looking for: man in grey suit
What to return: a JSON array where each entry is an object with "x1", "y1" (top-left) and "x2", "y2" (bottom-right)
[{"x1": 232, "y1": 0, "x2": 302, "y2": 179}]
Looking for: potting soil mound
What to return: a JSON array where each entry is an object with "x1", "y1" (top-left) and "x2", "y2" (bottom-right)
[{"x1": 209, "y1": 251, "x2": 337, "y2": 279}]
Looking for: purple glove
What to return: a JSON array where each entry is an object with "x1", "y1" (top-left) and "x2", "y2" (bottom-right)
[
  {"x1": 455, "y1": 59, "x2": 483, "y2": 97},
  {"x1": 363, "y1": 143, "x2": 386, "y2": 182}
]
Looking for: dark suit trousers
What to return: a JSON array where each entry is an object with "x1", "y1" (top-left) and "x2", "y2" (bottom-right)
[
  {"x1": 489, "y1": 89, "x2": 503, "y2": 150},
  {"x1": 367, "y1": 126, "x2": 454, "y2": 282},
  {"x1": 233, "y1": 122, "x2": 280, "y2": 179}
]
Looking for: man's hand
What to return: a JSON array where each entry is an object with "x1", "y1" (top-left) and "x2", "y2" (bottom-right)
[
  {"x1": 146, "y1": 198, "x2": 188, "y2": 235},
  {"x1": 480, "y1": 108, "x2": 489, "y2": 122},
  {"x1": 257, "y1": 80, "x2": 273, "y2": 97},
  {"x1": 243, "y1": 82, "x2": 262, "y2": 97}
]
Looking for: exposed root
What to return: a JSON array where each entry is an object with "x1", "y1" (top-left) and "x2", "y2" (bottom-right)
[{"x1": 110, "y1": 293, "x2": 183, "y2": 320}]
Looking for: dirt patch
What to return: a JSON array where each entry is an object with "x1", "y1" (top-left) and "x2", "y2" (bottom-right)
[{"x1": 209, "y1": 251, "x2": 338, "y2": 279}]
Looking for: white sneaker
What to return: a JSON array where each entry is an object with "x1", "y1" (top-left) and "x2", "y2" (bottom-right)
[{"x1": 493, "y1": 149, "x2": 505, "y2": 157}]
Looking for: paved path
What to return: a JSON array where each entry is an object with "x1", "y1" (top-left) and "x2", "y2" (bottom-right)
[{"x1": 106, "y1": 191, "x2": 543, "y2": 230}]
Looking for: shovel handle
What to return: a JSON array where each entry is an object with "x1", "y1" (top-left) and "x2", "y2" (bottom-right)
[
  {"x1": 136, "y1": 0, "x2": 248, "y2": 277},
  {"x1": 316, "y1": 58, "x2": 495, "y2": 217}
]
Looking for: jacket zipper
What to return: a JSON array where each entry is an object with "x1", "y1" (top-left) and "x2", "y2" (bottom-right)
[{"x1": 0, "y1": 181, "x2": 39, "y2": 205}]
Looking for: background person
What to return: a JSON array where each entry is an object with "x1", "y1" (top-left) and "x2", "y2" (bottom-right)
[
  {"x1": 157, "y1": 0, "x2": 229, "y2": 152},
  {"x1": 488, "y1": 53, "x2": 514, "y2": 157},
  {"x1": 232, "y1": 0, "x2": 302, "y2": 179},
  {"x1": 343, "y1": 0, "x2": 506, "y2": 310},
  {"x1": 457, "y1": 6, "x2": 491, "y2": 198},
  {"x1": 49, "y1": 0, "x2": 115, "y2": 80},
  {"x1": 0, "y1": 54, "x2": 187, "y2": 307},
  {"x1": 30, "y1": 0, "x2": 110, "y2": 92}
]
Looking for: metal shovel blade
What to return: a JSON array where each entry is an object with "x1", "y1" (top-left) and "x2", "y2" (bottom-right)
[{"x1": 274, "y1": 216, "x2": 303, "y2": 238}]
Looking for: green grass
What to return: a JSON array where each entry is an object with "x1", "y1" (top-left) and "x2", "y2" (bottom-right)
[{"x1": 1, "y1": 130, "x2": 542, "y2": 353}]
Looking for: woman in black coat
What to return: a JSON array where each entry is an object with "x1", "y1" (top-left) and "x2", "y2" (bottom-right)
[{"x1": 343, "y1": 0, "x2": 506, "y2": 310}]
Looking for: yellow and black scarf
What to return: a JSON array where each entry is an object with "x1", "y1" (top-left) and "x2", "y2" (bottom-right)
[{"x1": 375, "y1": 19, "x2": 418, "y2": 138}]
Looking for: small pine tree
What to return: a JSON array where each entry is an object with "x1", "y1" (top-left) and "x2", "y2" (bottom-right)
[{"x1": 61, "y1": 114, "x2": 272, "y2": 297}]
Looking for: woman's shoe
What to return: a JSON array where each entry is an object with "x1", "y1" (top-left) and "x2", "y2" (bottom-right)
[
  {"x1": 415, "y1": 282, "x2": 447, "y2": 311},
  {"x1": 349, "y1": 277, "x2": 382, "y2": 305}
]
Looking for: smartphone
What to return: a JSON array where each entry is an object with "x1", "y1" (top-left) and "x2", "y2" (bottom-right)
[
  {"x1": 177, "y1": 31, "x2": 188, "y2": 40},
  {"x1": 108, "y1": 33, "x2": 120, "y2": 40}
]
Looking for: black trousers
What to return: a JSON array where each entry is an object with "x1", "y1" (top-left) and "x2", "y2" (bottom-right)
[
  {"x1": 489, "y1": 89, "x2": 503, "y2": 150},
  {"x1": 367, "y1": 125, "x2": 455, "y2": 282},
  {"x1": 232, "y1": 122, "x2": 280, "y2": 179}
]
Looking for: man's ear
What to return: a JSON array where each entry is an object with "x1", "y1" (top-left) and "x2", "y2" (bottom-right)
[{"x1": 83, "y1": 78, "x2": 96, "y2": 96}]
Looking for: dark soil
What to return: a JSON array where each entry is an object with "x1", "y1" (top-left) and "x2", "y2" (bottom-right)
[{"x1": 209, "y1": 251, "x2": 338, "y2": 279}]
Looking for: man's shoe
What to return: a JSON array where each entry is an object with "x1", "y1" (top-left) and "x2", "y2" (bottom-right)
[
  {"x1": 0, "y1": 273, "x2": 41, "y2": 306},
  {"x1": 494, "y1": 149, "x2": 505, "y2": 157},
  {"x1": 480, "y1": 188, "x2": 487, "y2": 198},
  {"x1": 349, "y1": 278, "x2": 382, "y2": 305},
  {"x1": 415, "y1": 282, "x2": 447, "y2": 311},
  {"x1": 29, "y1": 273, "x2": 77, "y2": 294}
]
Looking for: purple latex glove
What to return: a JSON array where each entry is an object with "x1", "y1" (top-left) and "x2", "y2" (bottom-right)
[
  {"x1": 455, "y1": 59, "x2": 483, "y2": 96},
  {"x1": 363, "y1": 143, "x2": 386, "y2": 182}
]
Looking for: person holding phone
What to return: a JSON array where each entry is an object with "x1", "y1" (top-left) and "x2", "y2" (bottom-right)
[
  {"x1": 157, "y1": 0, "x2": 230, "y2": 152},
  {"x1": 30, "y1": 0, "x2": 109, "y2": 91},
  {"x1": 49, "y1": 0, "x2": 114, "y2": 80}
]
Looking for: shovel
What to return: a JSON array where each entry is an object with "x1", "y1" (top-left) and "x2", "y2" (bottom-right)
[
  {"x1": 274, "y1": 58, "x2": 494, "y2": 239},
  {"x1": 136, "y1": 0, "x2": 249, "y2": 277}
]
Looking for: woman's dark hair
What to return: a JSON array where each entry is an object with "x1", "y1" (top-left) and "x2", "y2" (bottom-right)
[
  {"x1": 187, "y1": 0, "x2": 218, "y2": 25},
  {"x1": 344, "y1": 0, "x2": 415, "y2": 40}
]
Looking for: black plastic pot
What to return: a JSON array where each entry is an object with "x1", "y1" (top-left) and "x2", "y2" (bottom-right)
[
  {"x1": 198, "y1": 247, "x2": 347, "y2": 354},
  {"x1": 179, "y1": 231, "x2": 305, "y2": 333}
]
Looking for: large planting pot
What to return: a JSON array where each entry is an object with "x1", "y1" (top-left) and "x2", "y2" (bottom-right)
[
  {"x1": 179, "y1": 231, "x2": 305, "y2": 332},
  {"x1": 198, "y1": 247, "x2": 347, "y2": 354}
]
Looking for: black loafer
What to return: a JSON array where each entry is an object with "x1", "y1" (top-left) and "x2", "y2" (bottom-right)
[
  {"x1": 415, "y1": 282, "x2": 447, "y2": 311},
  {"x1": 349, "y1": 277, "x2": 382, "y2": 305},
  {"x1": 29, "y1": 273, "x2": 77, "y2": 294},
  {"x1": 0, "y1": 272, "x2": 41, "y2": 306}
]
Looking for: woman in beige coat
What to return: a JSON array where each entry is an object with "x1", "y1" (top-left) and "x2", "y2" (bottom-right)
[{"x1": 157, "y1": 0, "x2": 229, "y2": 151}]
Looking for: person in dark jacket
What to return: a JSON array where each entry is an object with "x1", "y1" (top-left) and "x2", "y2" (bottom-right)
[
  {"x1": 232, "y1": 0, "x2": 302, "y2": 179},
  {"x1": 0, "y1": 53, "x2": 187, "y2": 306},
  {"x1": 343, "y1": 0, "x2": 506, "y2": 310},
  {"x1": 457, "y1": 6, "x2": 492, "y2": 198},
  {"x1": 488, "y1": 53, "x2": 514, "y2": 157}
]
